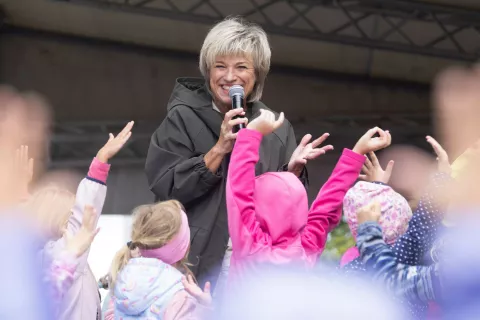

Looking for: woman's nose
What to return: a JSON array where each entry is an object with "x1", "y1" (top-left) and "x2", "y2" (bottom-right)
[{"x1": 224, "y1": 68, "x2": 237, "y2": 82}]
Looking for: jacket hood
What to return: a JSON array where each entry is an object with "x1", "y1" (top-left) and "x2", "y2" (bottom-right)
[
  {"x1": 167, "y1": 78, "x2": 212, "y2": 112},
  {"x1": 166, "y1": 77, "x2": 275, "y2": 139},
  {"x1": 254, "y1": 172, "x2": 309, "y2": 244},
  {"x1": 114, "y1": 258, "x2": 184, "y2": 316}
]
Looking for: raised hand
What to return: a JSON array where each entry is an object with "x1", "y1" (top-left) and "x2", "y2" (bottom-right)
[
  {"x1": 0, "y1": 89, "x2": 49, "y2": 208},
  {"x1": 215, "y1": 108, "x2": 249, "y2": 154},
  {"x1": 359, "y1": 151, "x2": 394, "y2": 184},
  {"x1": 353, "y1": 127, "x2": 391, "y2": 155},
  {"x1": 357, "y1": 201, "x2": 381, "y2": 225},
  {"x1": 247, "y1": 109, "x2": 284, "y2": 136},
  {"x1": 426, "y1": 136, "x2": 451, "y2": 174},
  {"x1": 433, "y1": 66, "x2": 480, "y2": 206},
  {"x1": 288, "y1": 133, "x2": 334, "y2": 177},
  {"x1": 13, "y1": 145, "x2": 34, "y2": 200},
  {"x1": 181, "y1": 274, "x2": 212, "y2": 306},
  {"x1": 96, "y1": 121, "x2": 134, "y2": 163},
  {"x1": 65, "y1": 205, "x2": 99, "y2": 258}
]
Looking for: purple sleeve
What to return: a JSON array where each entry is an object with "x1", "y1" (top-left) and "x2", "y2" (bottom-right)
[{"x1": 46, "y1": 252, "x2": 79, "y2": 303}]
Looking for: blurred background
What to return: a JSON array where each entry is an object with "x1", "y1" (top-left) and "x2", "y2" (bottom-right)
[{"x1": 0, "y1": 0, "x2": 477, "y2": 279}]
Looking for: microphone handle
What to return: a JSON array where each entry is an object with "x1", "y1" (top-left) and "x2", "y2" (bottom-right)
[{"x1": 232, "y1": 95, "x2": 245, "y2": 133}]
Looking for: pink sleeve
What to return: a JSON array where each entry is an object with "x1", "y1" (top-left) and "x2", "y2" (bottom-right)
[
  {"x1": 301, "y1": 148, "x2": 365, "y2": 254},
  {"x1": 47, "y1": 252, "x2": 78, "y2": 303},
  {"x1": 87, "y1": 157, "x2": 111, "y2": 184},
  {"x1": 340, "y1": 247, "x2": 360, "y2": 267},
  {"x1": 164, "y1": 291, "x2": 212, "y2": 320},
  {"x1": 226, "y1": 129, "x2": 271, "y2": 258}
]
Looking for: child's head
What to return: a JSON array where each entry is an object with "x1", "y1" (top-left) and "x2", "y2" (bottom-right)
[
  {"x1": 343, "y1": 182, "x2": 412, "y2": 245},
  {"x1": 254, "y1": 172, "x2": 309, "y2": 244},
  {"x1": 110, "y1": 200, "x2": 191, "y2": 288},
  {"x1": 25, "y1": 185, "x2": 75, "y2": 240}
]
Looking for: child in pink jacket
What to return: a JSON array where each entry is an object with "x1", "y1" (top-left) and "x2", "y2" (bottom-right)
[{"x1": 226, "y1": 109, "x2": 392, "y2": 285}]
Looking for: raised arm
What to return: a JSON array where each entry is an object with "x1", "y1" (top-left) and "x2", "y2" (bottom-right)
[
  {"x1": 301, "y1": 127, "x2": 392, "y2": 253},
  {"x1": 48, "y1": 205, "x2": 100, "y2": 303},
  {"x1": 227, "y1": 129, "x2": 271, "y2": 257},
  {"x1": 301, "y1": 148, "x2": 365, "y2": 253},
  {"x1": 46, "y1": 122, "x2": 132, "y2": 274},
  {"x1": 227, "y1": 110, "x2": 285, "y2": 257}
]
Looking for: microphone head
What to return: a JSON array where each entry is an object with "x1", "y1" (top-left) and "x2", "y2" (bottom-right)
[{"x1": 229, "y1": 85, "x2": 244, "y2": 99}]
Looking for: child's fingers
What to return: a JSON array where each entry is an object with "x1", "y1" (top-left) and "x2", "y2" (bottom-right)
[
  {"x1": 369, "y1": 151, "x2": 380, "y2": 167},
  {"x1": 298, "y1": 134, "x2": 312, "y2": 148},
  {"x1": 203, "y1": 281, "x2": 211, "y2": 294},
  {"x1": 28, "y1": 158, "x2": 34, "y2": 174},
  {"x1": 364, "y1": 157, "x2": 373, "y2": 170},
  {"x1": 118, "y1": 121, "x2": 134, "y2": 138}
]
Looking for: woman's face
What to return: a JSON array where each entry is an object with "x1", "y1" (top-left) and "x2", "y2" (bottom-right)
[{"x1": 209, "y1": 55, "x2": 256, "y2": 112}]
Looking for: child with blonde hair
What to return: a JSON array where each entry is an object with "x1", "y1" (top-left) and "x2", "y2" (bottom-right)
[
  {"x1": 29, "y1": 121, "x2": 133, "y2": 320},
  {"x1": 107, "y1": 200, "x2": 212, "y2": 319}
]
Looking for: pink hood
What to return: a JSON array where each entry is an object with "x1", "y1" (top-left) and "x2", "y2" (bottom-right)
[{"x1": 254, "y1": 172, "x2": 308, "y2": 245}]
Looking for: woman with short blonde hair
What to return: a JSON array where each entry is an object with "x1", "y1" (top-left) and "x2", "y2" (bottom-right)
[{"x1": 146, "y1": 16, "x2": 331, "y2": 293}]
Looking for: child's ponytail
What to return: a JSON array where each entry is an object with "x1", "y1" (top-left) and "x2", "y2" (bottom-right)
[{"x1": 109, "y1": 243, "x2": 134, "y2": 290}]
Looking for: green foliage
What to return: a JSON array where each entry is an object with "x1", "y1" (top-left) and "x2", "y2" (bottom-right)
[{"x1": 320, "y1": 220, "x2": 355, "y2": 263}]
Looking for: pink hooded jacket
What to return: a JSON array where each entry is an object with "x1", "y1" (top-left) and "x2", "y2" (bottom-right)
[{"x1": 226, "y1": 129, "x2": 365, "y2": 284}]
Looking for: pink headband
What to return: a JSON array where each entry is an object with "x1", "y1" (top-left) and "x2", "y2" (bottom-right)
[{"x1": 140, "y1": 210, "x2": 190, "y2": 264}]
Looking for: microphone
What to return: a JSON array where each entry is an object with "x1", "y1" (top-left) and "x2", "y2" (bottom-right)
[{"x1": 229, "y1": 85, "x2": 245, "y2": 133}]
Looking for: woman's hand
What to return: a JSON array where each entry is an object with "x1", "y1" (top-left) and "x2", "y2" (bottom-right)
[
  {"x1": 96, "y1": 121, "x2": 134, "y2": 163},
  {"x1": 215, "y1": 108, "x2": 248, "y2": 154},
  {"x1": 287, "y1": 133, "x2": 334, "y2": 177},
  {"x1": 359, "y1": 151, "x2": 394, "y2": 184},
  {"x1": 181, "y1": 275, "x2": 212, "y2": 307},
  {"x1": 353, "y1": 127, "x2": 391, "y2": 155}
]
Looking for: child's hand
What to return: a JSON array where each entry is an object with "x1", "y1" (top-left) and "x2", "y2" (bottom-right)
[
  {"x1": 65, "y1": 205, "x2": 99, "y2": 258},
  {"x1": 181, "y1": 274, "x2": 212, "y2": 307},
  {"x1": 247, "y1": 110, "x2": 284, "y2": 136},
  {"x1": 359, "y1": 151, "x2": 394, "y2": 184},
  {"x1": 357, "y1": 201, "x2": 381, "y2": 225},
  {"x1": 96, "y1": 121, "x2": 134, "y2": 163},
  {"x1": 14, "y1": 145, "x2": 34, "y2": 200},
  {"x1": 287, "y1": 133, "x2": 334, "y2": 177},
  {"x1": 426, "y1": 136, "x2": 451, "y2": 174},
  {"x1": 353, "y1": 127, "x2": 391, "y2": 155}
]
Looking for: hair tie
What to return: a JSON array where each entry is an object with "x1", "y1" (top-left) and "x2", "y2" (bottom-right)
[{"x1": 127, "y1": 241, "x2": 136, "y2": 250}]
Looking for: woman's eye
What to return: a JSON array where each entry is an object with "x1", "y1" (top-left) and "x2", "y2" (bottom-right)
[{"x1": 215, "y1": 65, "x2": 225, "y2": 69}]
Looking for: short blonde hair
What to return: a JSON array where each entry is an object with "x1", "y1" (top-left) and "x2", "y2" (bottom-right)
[
  {"x1": 109, "y1": 200, "x2": 192, "y2": 289},
  {"x1": 25, "y1": 186, "x2": 75, "y2": 240},
  {"x1": 199, "y1": 17, "x2": 271, "y2": 102}
]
